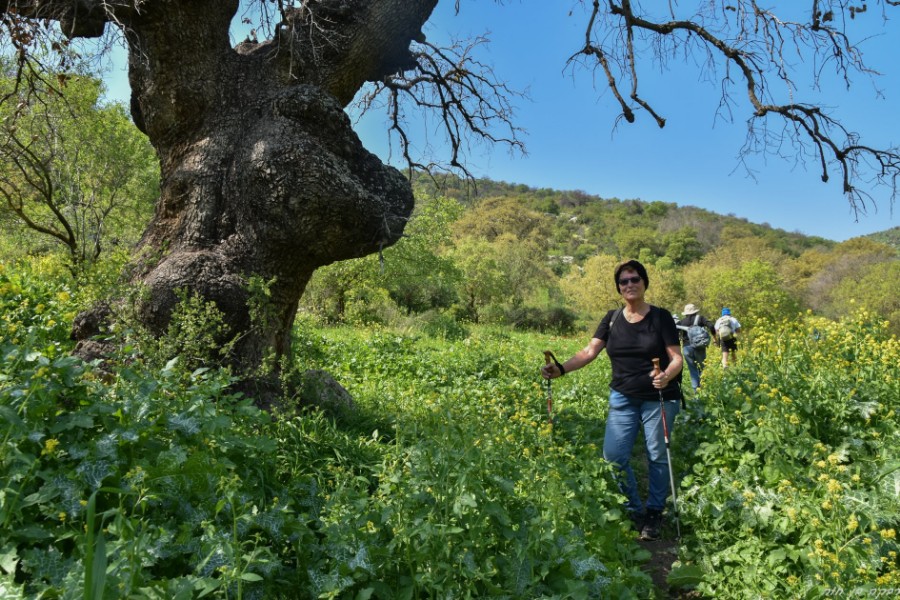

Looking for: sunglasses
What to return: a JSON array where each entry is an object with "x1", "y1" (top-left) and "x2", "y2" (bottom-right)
[{"x1": 618, "y1": 276, "x2": 643, "y2": 286}]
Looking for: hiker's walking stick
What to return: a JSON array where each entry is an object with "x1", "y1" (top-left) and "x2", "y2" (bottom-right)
[
  {"x1": 542, "y1": 350, "x2": 564, "y2": 427},
  {"x1": 652, "y1": 358, "x2": 681, "y2": 540}
]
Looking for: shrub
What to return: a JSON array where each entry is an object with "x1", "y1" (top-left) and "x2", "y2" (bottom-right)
[
  {"x1": 418, "y1": 310, "x2": 470, "y2": 340},
  {"x1": 504, "y1": 305, "x2": 578, "y2": 335}
]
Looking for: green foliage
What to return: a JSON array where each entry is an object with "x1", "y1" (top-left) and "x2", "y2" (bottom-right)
[
  {"x1": 502, "y1": 305, "x2": 578, "y2": 335},
  {"x1": 791, "y1": 238, "x2": 898, "y2": 333},
  {"x1": 2, "y1": 261, "x2": 656, "y2": 598},
  {"x1": 662, "y1": 227, "x2": 704, "y2": 266},
  {"x1": 0, "y1": 258, "x2": 77, "y2": 355},
  {"x1": 379, "y1": 194, "x2": 463, "y2": 314},
  {"x1": 561, "y1": 254, "x2": 622, "y2": 316},
  {"x1": 406, "y1": 173, "x2": 900, "y2": 336},
  {"x1": 674, "y1": 310, "x2": 900, "y2": 597},
  {"x1": 416, "y1": 309, "x2": 470, "y2": 341},
  {"x1": 117, "y1": 287, "x2": 237, "y2": 373},
  {"x1": 450, "y1": 196, "x2": 552, "y2": 246},
  {"x1": 697, "y1": 259, "x2": 800, "y2": 325},
  {"x1": 828, "y1": 261, "x2": 900, "y2": 333},
  {"x1": 302, "y1": 195, "x2": 464, "y2": 322},
  {"x1": 0, "y1": 68, "x2": 158, "y2": 271},
  {"x1": 3, "y1": 258, "x2": 899, "y2": 599},
  {"x1": 301, "y1": 255, "x2": 379, "y2": 323},
  {"x1": 447, "y1": 236, "x2": 510, "y2": 322},
  {"x1": 614, "y1": 226, "x2": 660, "y2": 260},
  {"x1": 864, "y1": 226, "x2": 900, "y2": 251}
]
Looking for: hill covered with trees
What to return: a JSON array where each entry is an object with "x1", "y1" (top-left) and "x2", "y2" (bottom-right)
[{"x1": 301, "y1": 172, "x2": 899, "y2": 335}]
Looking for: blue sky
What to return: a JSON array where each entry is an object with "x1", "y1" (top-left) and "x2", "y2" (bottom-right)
[{"x1": 101, "y1": 2, "x2": 900, "y2": 242}]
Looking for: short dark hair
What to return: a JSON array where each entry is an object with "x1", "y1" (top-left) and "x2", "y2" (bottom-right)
[{"x1": 614, "y1": 259, "x2": 649, "y2": 290}]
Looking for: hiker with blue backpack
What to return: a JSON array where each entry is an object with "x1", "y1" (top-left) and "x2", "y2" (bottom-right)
[
  {"x1": 714, "y1": 307, "x2": 742, "y2": 368},
  {"x1": 540, "y1": 259, "x2": 683, "y2": 541},
  {"x1": 675, "y1": 303, "x2": 715, "y2": 392}
]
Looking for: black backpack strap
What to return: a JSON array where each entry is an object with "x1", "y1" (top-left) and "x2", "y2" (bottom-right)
[{"x1": 609, "y1": 307, "x2": 624, "y2": 334}]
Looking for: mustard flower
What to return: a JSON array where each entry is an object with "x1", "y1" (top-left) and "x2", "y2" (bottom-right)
[{"x1": 42, "y1": 438, "x2": 60, "y2": 455}]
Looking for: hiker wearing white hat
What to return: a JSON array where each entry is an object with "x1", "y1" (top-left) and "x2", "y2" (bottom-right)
[{"x1": 675, "y1": 304, "x2": 715, "y2": 391}]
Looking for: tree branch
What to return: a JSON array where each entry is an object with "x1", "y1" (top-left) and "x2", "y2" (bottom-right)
[
  {"x1": 354, "y1": 35, "x2": 526, "y2": 181},
  {"x1": 569, "y1": 0, "x2": 900, "y2": 216}
]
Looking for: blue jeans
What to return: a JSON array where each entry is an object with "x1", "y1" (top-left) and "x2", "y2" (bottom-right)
[
  {"x1": 683, "y1": 344, "x2": 706, "y2": 391},
  {"x1": 603, "y1": 389, "x2": 680, "y2": 514}
]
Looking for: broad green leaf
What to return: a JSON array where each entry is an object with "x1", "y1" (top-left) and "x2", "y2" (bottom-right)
[{"x1": 668, "y1": 564, "x2": 704, "y2": 588}]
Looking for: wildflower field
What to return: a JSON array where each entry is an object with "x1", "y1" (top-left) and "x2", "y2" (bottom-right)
[{"x1": 1, "y1": 258, "x2": 898, "y2": 598}]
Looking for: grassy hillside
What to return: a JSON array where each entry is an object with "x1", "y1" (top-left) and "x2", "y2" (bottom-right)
[
  {"x1": 866, "y1": 226, "x2": 900, "y2": 250},
  {"x1": 411, "y1": 172, "x2": 837, "y2": 258},
  {"x1": 297, "y1": 171, "x2": 900, "y2": 336}
]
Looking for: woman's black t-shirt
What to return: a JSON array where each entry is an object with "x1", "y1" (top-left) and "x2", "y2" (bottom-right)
[{"x1": 593, "y1": 305, "x2": 683, "y2": 401}]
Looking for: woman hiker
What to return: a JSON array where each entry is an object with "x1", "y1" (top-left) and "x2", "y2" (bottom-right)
[{"x1": 541, "y1": 259, "x2": 683, "y2": 540}]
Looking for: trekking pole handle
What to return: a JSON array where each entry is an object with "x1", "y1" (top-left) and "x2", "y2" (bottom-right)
[
  {"x1": 544, "y1": 350, "x2": 565, "y2": 376},
  {"x1": 651, "y1": 357, "x2": 662, "y2": 377}
]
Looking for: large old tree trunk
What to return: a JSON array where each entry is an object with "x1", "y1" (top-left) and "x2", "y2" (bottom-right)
[{"x1": 8, "y1": 0, "x2": 437, "y2": 377}]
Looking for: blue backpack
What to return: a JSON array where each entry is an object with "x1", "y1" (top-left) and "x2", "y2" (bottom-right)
[{"x1": 682, "y1": 315, "x2": 711, "y2": 348}]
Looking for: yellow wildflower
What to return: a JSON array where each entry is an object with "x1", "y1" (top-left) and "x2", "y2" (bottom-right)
[{"x1": 42, "y1": 438, "x2": 60, "y2": 455}]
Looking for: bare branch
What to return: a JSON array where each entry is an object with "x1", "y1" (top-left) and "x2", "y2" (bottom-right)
[
  {"x1": 568, "y1": 0, "x2": 900, "y2": 216},
  {"x1": 354, "y1": 35, "x2": 526, "y2": 181}
]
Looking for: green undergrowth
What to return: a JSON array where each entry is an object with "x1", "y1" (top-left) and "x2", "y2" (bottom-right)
[
  {"x1": 3, "y1": 257, "x2": 898, "y2": 599},
  {"x1": 672, "y1": 313, "x2": 900, "y2": 598},
  {"x1": 1, "y1": 259, "x2": 654, "y2": 598}
]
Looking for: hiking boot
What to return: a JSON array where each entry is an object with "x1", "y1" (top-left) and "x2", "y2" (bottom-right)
[
  {"x1": 640, "y1": 509, "x2": 663, "y2": 541},
  {"x1": 628, "y1": 511, "x2": 645, "y2": 534}
]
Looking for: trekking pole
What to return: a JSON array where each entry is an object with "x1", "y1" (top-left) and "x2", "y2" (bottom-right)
[
  {"x1": 652, "y1": 358, "x2": 681, "y2": 540},
  {"x1": 542, "y1": 350, "x2": 564, "y2": 427}
]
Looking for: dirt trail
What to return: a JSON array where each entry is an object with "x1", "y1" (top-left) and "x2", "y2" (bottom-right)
[{"x1": 639, "y1": 538, "x2": 698, "y2": 599}]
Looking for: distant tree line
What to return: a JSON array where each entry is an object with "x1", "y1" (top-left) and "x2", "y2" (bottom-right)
[
  {"x1": 0, "y1": 79, "x2": 895, "y2": 336},
  {"x1": 301, "y1": 175, "x2": 900, "y2": 335}
]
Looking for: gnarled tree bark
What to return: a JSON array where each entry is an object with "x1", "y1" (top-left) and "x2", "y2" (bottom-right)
[{"x1": 4, "y1": 0, "x2": 436, "y2": 377}]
